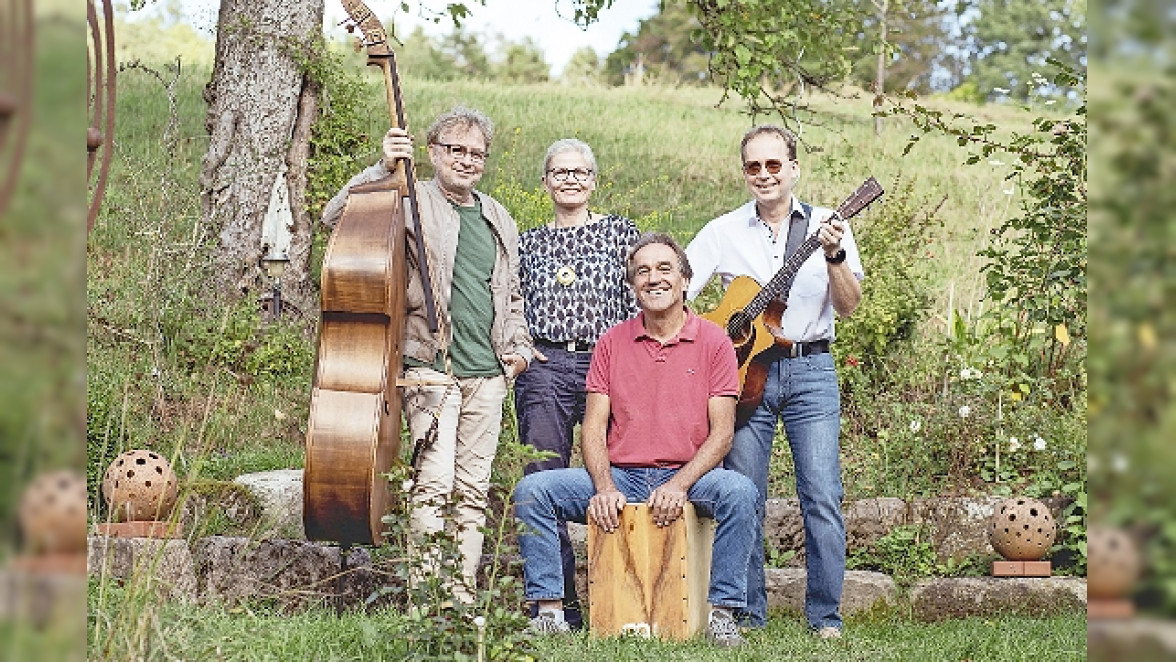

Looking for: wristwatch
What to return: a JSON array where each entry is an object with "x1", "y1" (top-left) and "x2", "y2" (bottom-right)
[{"x1": 825, "y1": 248, "x2": 847, "y2": 264}]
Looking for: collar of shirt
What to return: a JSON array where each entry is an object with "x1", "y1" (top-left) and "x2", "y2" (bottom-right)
[
  {"x1": 749, "y1": 196, "x2": 806, "y2": 229},
  {"x1": 632, "y1": 308, "x2": 700, "y2": 345}
]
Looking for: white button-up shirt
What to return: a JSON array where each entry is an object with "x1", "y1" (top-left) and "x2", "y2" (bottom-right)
[{"x1": 685, "y1": 198, "x2": 864, "y2": 343}]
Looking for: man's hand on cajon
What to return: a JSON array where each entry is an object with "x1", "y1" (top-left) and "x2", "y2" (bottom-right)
[
  {"x1": 648, "y1": 482, "x2": 689, "y2": 527},
  {"x1": 588, "y1": 489, "x2": 627, "y2": 532}
]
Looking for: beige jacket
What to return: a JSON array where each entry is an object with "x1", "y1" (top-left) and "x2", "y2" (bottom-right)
[{"x1": 321, "y1": 162, "x2": 533, "y2": 372}]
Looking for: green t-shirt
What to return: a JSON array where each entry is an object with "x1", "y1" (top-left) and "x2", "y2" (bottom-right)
[{"x1": 406, "y1": 200, "x2": 502, "y2": 377}]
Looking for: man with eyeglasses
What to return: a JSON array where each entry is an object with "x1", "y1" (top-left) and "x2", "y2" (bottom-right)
[
  {"x1": 684, "y1": 125, "x2": 864, "y2": 639},
  {"x1": 322, "y1": 105, "x2": 532, "y2": 604}
]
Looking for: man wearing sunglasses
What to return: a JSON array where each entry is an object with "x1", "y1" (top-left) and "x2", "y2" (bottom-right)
[
  {"x1": 322, "y1": 105, "x2": 532, "y2": 604},
  {"x1": 684, "y1": 125, "x2": 864, "y2": 640}
]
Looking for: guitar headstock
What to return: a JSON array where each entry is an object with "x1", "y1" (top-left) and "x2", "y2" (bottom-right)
[
  {"x1": 340, "y1": 0, "x2": 392, "y2": 60},
  {"x1": 835, "y1": 176, "x2": 884, "y2": 220}
]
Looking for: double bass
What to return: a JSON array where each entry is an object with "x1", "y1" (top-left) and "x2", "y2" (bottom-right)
[{"x1": 303, "y1": 0, "x2": 436, "y2": 546}]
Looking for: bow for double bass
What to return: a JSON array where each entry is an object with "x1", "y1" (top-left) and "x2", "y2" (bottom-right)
[
  {"x1": 700, "y1": 177, "x2": 884, "y2": 423},
  {"x1": 303, "y1": 1, "x2": 434, "y2": 546}
]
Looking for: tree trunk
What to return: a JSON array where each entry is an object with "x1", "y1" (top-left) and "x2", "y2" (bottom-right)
[{"x1": 201, "y1": 0, "x2": 323, "y2": 317}]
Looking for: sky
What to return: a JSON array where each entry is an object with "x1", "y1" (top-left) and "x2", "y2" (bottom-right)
[
  {"x1": 329, "y1": 0, "x2": 660, "y2": 76},
  {"x1": 159, "y1": 0, "x2": 660, "y2": 77}
]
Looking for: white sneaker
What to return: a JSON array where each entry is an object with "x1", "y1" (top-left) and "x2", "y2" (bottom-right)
[{"x1": 815, "y1": 626, "x2": 842, "y2": 640}]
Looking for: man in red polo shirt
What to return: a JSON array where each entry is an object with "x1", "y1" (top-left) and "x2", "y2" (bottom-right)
[{"x1": 512, "y1": 232, "x2": 758, "y2": 647}]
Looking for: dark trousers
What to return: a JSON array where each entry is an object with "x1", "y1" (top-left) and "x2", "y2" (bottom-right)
[{"x1": 513, "y1": 345, "x2": 591, "y2": 627}]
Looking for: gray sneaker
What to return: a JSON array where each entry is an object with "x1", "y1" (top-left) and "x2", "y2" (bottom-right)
[
  {"x1": 529, "y1": 610, "x2": 571, "y2": 635},
  {"x1": 706, "y1": 608, "x2": 745, "y2": 647}
]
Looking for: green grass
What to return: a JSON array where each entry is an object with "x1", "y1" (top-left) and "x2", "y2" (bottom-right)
[{"x1": 88, "y1": 579, "x2": 1085, "y2": 662}]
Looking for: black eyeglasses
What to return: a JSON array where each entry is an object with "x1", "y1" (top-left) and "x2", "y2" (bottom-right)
[
  {"x1": 434, "y1": 143, "x2": 489, "y2": 164},
  {"x1": 546, "y1": 167, "x2": 595, "y2": 183},
  {"x1": 742, "y1": 159, "x2": 789, "y2": 176}
]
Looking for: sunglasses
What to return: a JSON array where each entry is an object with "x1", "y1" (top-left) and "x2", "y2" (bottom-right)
[{"x1": 742, "y1": 159, "x2": 789, "y2": 176}]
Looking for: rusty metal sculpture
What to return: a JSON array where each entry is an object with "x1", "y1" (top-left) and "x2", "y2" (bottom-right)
[
  {"x1": 88, "y1": 0, "x2": 117, "y2": 233},
  {"x1": 0, "y1": 0, "x2": 33, "y2": 217}
]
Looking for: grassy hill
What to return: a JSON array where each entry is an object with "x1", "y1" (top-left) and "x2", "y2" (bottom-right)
[{"x1": 88, "y1": 58, "x2": 1079, "y2": 508}]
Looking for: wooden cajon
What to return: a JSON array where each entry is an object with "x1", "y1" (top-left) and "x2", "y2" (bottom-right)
[{"x1": 587, "y1": 503, "x2": 716, "y2": 640}]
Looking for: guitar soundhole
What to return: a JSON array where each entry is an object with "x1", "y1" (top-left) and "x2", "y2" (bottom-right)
[{"x1": 728, "y1": 311, "x2": 753, "y2": 344}]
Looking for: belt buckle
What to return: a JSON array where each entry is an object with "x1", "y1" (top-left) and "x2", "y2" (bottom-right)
[
  {"x1": 789, "y1": 343, "x2": 802, "y2": 358},
  {"x1": 566, "y1": 340, "x2": 577, "y2": 352}
]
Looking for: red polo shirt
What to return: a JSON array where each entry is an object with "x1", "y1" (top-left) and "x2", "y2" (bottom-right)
[{"x1": 585, "y1": 309, "x2": 739, "y2": 468}]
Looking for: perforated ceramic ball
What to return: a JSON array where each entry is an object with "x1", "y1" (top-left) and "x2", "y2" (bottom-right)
[
  {"x1": 1088, "y1": 526, "x2": 1141, "y2": 600},
  {"x1": 988, "y1": 496, "x2": 1057, "y2": 561},
  {"x1": 18, "y1": 470, "x2": 87, "y2": 555},
  {"x1": 102, "y1": 450, "x2": 179, "y2": 522}
]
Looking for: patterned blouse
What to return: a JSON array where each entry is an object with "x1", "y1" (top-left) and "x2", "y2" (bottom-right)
[{"x1": 519, "y1": 214, "x2": 641, "y2": 344}]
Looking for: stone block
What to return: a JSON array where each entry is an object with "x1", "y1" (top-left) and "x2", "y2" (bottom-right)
[
  {"x1": 0, "y1": 566, "x2": 88, "y2": 629},
  {"x1": 233, "y1": 469, "x2": 305, "y2": 539},
  {"x1": 765, "y1": 568, "x2": 897, "y2": 616},
  {"x1": 87, "y1": 535, "x2": 198, "y2": 602},
  {"x1": 844, "y1": 497, "x2": 909, "y2": 556},
  {"x1": 192, "y1": 536, "x2": 375, "y2": 610},
  {"x1": 1088, "y1": 618, "x2": 1176, "y2": 661},
  {"x1": 763, "y1": 498, "x2": 804, "y2": 566},
  {"x1": 908, "y1": 576, "x2": 1086, "y2": 621}
]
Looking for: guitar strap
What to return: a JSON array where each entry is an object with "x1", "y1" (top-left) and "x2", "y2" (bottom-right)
[{"x1": 784, "y1": 202, "x2": 813, "y2": 259}]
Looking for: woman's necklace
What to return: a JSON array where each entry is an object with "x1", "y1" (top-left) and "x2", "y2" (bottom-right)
[{"x1": 553, "y1": 210, "x2": 593, "y2": 286}]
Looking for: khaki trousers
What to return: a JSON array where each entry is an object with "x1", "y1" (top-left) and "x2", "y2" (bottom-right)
[{"x1": 402, "y1": 367, "x2": 506, "y2": 603}]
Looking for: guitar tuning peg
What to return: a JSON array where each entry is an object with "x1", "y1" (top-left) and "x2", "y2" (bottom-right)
[{"x1": 353, "y1": 37, "x2": 364, "y2": 53}]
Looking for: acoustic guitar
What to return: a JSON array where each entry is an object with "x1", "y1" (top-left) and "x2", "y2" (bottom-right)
[
  {"x1": 303, "y1": 0, "x2": 436, "y2": 547},
  {"x1": 700, "y1": 177, "x2": 884, "y2": 423}
]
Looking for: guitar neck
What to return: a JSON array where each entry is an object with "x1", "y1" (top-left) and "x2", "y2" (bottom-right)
[{"x1": 744, "y1": 234, "x2": 823, "y2": 318}]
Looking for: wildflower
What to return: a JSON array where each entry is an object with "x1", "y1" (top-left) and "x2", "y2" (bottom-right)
[
  {"x1": 1044, "y1": 99, "x2": 1056, "y2": 105},
  {"x1": 959, "y1": 367, "x2": 983, "y2": 381},
  {"x1": 1033, "y1": 436, "x2": 1047, "y2": 452},
  {"x1": 987, "y1": 159, "x2": 1004, "y2": 166},
  {"x1": 402, "y1": 478, "x2": 416, "y2": 492},
  {"x1": 845, "y1": 355, "x2": 860, "y2": 367},
  {"x1": 1007, "y1": 436, "x2": 1021, "y2": 452},
  {"x1": 909, "y1": 419, "x2": 922, "y2": 434},
  {"x1": 274, "y1": 408, "x2": 287, "y2": 422},
  {"x1": 993, "y1": 87, "x2": 1010, "y2": 94},
  {"x1": 1111, "y1": 454, "x2": 1129, "y2": 473},
  {"x1": 1002, "y1": 184, "x2": 1015, "y2": 196},
  {"x1": 958, "y1": 405, "x2": 971, "y2": 419}
]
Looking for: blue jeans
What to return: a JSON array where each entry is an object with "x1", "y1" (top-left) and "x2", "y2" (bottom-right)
[
  {"x1": 512, "y1": 466, "x2": 758, "y2": 608},
  {"x1": 726, "y1": 352, "x2": 845, "y2": 630},
  {"x1": 513, "y1": 346, "x2": 592, "y2": 624}
]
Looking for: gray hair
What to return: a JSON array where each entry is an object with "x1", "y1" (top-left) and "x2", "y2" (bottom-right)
[
  {"x1": 542, "y1": 138, "x2": 597, "y2": 176},
  {"x1": 426, "y1": 105, "x2": 494, "y2": 148},
  {"x1": 740, "y1": 124, "x2": 797, "y2": 162},
  {"x1": 625, "y1": 232, "x2": 693, "y2": 284}
]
